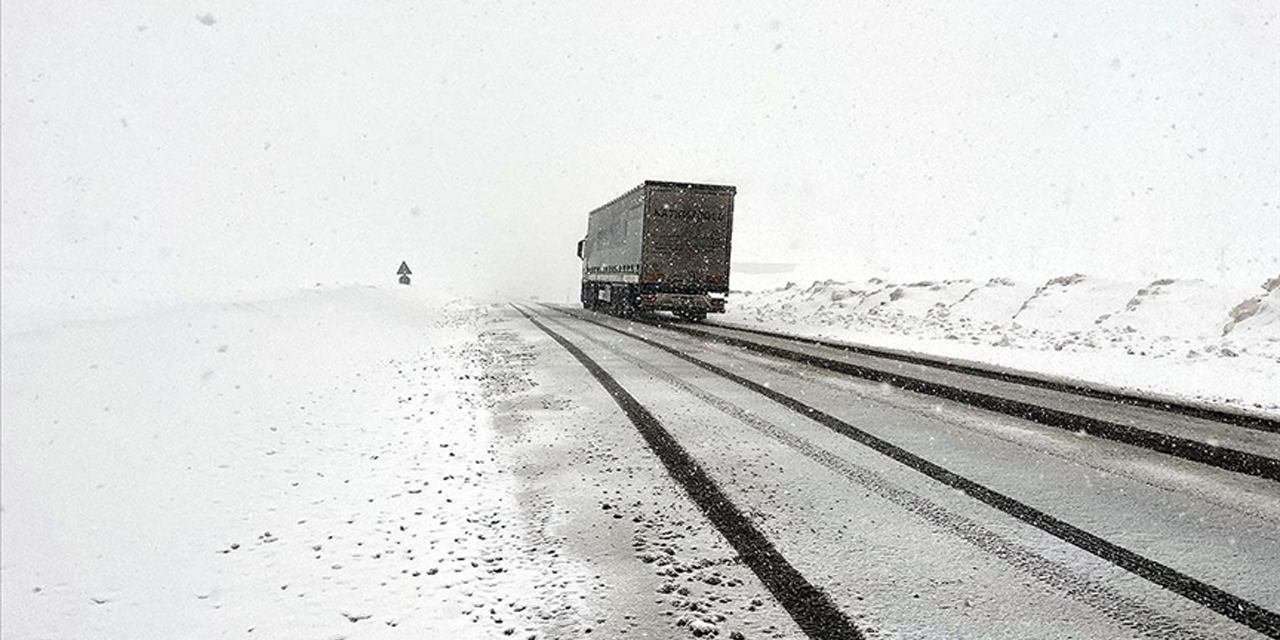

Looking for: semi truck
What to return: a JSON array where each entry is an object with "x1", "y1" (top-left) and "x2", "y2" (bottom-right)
[{"x1": 577, "y1": 180, "x2": 736, "y2": 320}]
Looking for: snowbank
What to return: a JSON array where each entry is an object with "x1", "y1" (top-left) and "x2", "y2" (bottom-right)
[{"x1": 724, "y1": 274, "x2": 1280, "y2": 415}]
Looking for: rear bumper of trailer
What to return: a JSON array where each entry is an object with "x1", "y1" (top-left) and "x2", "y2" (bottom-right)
[{"x1": 638, "y1": 293, "x2": 726, "y2": 313}]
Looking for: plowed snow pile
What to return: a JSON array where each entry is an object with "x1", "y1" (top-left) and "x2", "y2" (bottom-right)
[{"x1": 724, "y1": 275, "x2": 1280, "y2": 415}]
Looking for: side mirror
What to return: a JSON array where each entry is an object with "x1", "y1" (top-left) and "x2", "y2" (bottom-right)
[{"x1": 576, "y1": 239, "x2": 585, "y2": 259}]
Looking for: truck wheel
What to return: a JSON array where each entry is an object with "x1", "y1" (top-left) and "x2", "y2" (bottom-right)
[{"x1": 618, "y1": 288, "x2": 635, "y2": 318}]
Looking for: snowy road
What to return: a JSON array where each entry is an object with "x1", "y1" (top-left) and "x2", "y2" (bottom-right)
[{"x1": 520, "y1": 304, "x2": 1280, "y2": 639}]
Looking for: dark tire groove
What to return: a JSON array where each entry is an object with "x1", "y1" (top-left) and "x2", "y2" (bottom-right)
[
  {"x1": 685, "y1": 320, "x2": 1280, "y2": 434},
  {"x1": 691, "y1": 322, "x2": 1280, "y2": 432},
  {"x1": 644, "y1": 319, "x2": 1280, "y2": 482},
  {"x1": 549, "y1": 305, "x2": 1280, "y2": 638},
  {"x1": 513, "y1": 305, "x2": 864, "y2": 640}
]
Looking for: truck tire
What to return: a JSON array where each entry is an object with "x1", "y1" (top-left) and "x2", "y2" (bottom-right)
[
  {"x1": 613, "y1": 285, "x2": 635, "y2": 318},
  {"x1": 584, "y1": 284, "x2": 608, "y2": 311}
]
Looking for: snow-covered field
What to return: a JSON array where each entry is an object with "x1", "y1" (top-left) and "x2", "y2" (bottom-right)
[
  {"x1": 2, "y1": 287, "x2": 521, "y2": 637},
  {"x1": 1, "y1": 285, "x2": 799, "y2": 639},
  {"x1": 723, "y1": 274, "x2": 1280, "y2": 415}
]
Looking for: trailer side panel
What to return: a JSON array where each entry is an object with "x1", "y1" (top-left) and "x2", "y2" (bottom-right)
[{"x1": 582, "y1": 184, "x2": 646, "y2": 284}]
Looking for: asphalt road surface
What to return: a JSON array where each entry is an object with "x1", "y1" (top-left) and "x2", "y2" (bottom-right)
[{"x1": 514, "y1": 304, "x2": 1280, "y2": 639}]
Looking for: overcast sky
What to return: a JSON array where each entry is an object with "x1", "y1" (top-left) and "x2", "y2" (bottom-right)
[{"x1": 2, "y1": 1, "x2": 1277, "y2": 315}]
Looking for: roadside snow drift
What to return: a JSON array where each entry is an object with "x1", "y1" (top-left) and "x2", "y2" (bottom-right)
[{"x1": 723, "y1": 274, "x2": 1280, "y2": 415}]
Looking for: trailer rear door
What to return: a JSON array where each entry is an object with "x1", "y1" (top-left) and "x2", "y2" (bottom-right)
[{"x1": 641, "y1": 183, "x2": 734, "y2": 291}]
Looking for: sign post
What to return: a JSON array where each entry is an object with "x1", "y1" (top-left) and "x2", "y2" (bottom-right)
[{"x1": 397, "y1": 261, "x2": 412, "y2": 286}]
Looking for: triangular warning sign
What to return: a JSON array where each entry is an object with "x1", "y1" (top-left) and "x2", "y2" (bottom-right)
[{"x1": 397, "y1": 261, "x2": 412, "y2": 275}]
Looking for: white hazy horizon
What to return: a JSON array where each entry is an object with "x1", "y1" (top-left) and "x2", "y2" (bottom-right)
[{"x1": 3, "y1": 1, "x2": 1277, "y2": 322}]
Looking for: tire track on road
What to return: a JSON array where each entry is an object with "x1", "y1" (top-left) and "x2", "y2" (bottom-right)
[
  {"x1": 542, "y1": 310, "x2": 1209, "y2": 639},
  {"x1": 513, "y1": 305, "x2": 864, "y2": 640},
  {"x1": 549, "y1": 305, "x2": 1280, "y2": 638},
  {"x1": 652, "y1": 319, "x2": 1280, "y2": 481},
  {"x1": 686, "y1": 320, "x2": 1280, "y2": 434}
]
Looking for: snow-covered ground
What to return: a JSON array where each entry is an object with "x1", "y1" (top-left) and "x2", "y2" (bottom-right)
[
  {"x1": 4, "y1": 274, "x2": 1276, "y2": 637},
  {"x1": 2, "y1": 286, "x2": 521, "y2": 637},
  {"x1": 4, "y1": 274, "x2": 1278, "y2": 638},
  {"x1": 1, "y1": 285, "x2": 799, "y2": 639},
  {"x1": 723, "y1": 274, "x2": 1280, "y2": 416}
]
